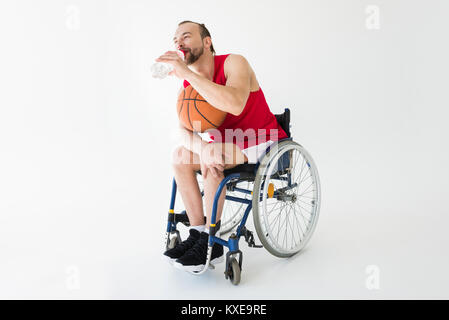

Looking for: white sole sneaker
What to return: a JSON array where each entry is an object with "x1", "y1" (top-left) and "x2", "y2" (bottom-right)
[
  {"x1": 173, "y1": 255, "x2": 224, "y2": 273},
  {"x1": 164, "y1": 255, "x2": 177, "y2": 265}
]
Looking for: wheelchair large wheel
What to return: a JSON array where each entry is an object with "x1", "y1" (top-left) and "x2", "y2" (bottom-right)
[{"x1": 252, "y1": 140, "x2": 321, "y2": 258}]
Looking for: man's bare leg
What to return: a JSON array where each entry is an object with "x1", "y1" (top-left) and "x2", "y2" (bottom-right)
[
  {"x1": 170, "y1": 143, "x2": 248, "y2": 271},
  {"x1": 171, "y1": 146, "x2": 203, "y2": 226}
]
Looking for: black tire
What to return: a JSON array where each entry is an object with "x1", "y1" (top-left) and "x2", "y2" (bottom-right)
[{"x1": 228, "y1": 258, "x2": 241, "y2": 285}]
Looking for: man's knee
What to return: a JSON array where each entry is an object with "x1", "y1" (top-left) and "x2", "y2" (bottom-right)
[{"x1": 172, "y1": 146, "x2": 188, "y2": 167}]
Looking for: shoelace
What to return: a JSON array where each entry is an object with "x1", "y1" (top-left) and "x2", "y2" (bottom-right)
[
  {"x1": 184, "y1": 237, "x2": 208, "y2": 261},
  {"x1": 177, "y1": 234, "x2": 198, "y2": 251}
]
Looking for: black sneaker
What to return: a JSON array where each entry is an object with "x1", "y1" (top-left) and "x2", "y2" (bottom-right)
[
  {"x1": 173, "y1": 231, "x2": 224, "y2": 273},
  {"x1": 164, "y1": 229, "x2": 201, "y2": 264}
]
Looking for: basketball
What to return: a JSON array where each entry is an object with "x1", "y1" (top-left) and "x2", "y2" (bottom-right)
[{"x1": 177, "y1": 85, "x2": 227, "y2": 132}]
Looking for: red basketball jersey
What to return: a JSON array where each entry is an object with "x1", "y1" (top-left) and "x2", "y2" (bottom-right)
[{"x1": 183, "y1": 54, "x2": 288, "y2": 150}]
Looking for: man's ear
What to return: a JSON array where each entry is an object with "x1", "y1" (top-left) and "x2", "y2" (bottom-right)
[{"x1": 203, "y1": 36, "x2": 212, "y2": 51}]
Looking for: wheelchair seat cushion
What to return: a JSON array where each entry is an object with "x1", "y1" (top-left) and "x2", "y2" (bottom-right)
[
  {"x1": 223, "y1": 162, "x2": 257, "y2": 179},
  {"x1": 195, "y1": 162, "x2": 257, "y2": 179}
]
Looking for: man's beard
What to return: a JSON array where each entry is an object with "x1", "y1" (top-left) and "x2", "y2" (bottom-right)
[{"x1": 185, "y1": 46, "x2": 204, "y2": 65}]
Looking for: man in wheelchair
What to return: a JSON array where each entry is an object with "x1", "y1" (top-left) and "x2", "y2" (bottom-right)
[{"x1": 157, "y1": 20, "x2": 288, "y2": 273}]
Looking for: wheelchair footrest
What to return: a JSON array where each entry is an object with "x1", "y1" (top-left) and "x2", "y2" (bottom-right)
[{"x1": 174, "y1": 211, "x2": 190, "y2": 226}]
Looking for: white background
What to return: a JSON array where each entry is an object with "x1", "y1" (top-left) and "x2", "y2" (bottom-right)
[{"x1": 1, "y1": 0, "x2": 448, "y2": 299}]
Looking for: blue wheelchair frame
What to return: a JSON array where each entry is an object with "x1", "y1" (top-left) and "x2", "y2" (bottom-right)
[{"x1": 166, "y1": 137, "x2": 294, "y2": 269}]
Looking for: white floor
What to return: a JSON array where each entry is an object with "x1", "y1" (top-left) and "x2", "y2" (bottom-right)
[{"x1": 1, "y1": 182, "x2": 448, "y2": 299}]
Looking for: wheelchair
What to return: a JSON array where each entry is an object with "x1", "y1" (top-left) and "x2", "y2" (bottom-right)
[{"x1": 165, "y1": 108, "x2": 321, "y2": 285}]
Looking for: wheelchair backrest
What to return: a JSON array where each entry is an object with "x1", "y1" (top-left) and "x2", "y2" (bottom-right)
[{"x1": 274, "y1": 108, "x2": 291, "y2": 138}]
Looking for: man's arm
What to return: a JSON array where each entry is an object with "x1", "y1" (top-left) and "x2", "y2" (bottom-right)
[{"x1": 184, "y1": 54, "x2": 251, "y2": 116}]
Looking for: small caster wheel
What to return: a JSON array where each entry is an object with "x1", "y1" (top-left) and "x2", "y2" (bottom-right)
[{"x1": 228, "y1": 258, "x2": 241, "y2": 285}]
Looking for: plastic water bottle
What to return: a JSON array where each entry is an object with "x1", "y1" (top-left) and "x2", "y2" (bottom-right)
[
  {"x1": 151, "y1": 50, "x2": 185, "y2": 79},
  {"x1": 150, "y1": 62, "x2": 172, "y2": 79}
]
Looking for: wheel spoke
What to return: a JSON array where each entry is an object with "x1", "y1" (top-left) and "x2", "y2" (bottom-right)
[
  {"x1": 295, "y1": 202, "x2": 313, "y2": 215},
  {"x1": 294, "y1": 202, "x2": 312, "y2": 229},
  {"x1": 286, "y1": 204, "x2": 298, "y2": 248},
  {"x1": 298, "y1": 198, "x2": 314, "y2": 207},
  {"x1": 267, "y1": 202, "x2": 285, "y2": 233},
  {"x1": 290, "y1": 204, "x2": 304, "y2": 243},
  {"x1": 298, "y1": 180, "x2": 314, "y2": 195},
  {"x1": 274, "y1": 202, "x2": 287, "y2": 244},
  {"x1": 298, "y1": 188, "x2": 315, "y2": 197},
  {"x1": 295, "y1": 154, "x2": 307, "y2": 185}
]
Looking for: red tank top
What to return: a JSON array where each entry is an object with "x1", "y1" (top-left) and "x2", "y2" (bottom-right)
[{"x1": 183, "y1": 54, "x2": 287, "y2": 150}]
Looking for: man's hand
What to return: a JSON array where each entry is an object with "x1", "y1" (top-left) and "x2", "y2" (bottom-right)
[
  {"x1": 155, "y1": 51, "x2": 192, "y2": 80},
  {"x1": 200, "y1": 143, "x2": 232, "y2": 179}
]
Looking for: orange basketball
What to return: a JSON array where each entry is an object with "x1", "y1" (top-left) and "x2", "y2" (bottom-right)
[{"x1": 177, "y1": 85, "x2": 227, "y2": 132}]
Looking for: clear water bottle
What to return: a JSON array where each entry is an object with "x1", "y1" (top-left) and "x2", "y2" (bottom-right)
[
  {"x1": 151, "y1": 50, "x2": 185, "y2": 79},
  {"x1": 150, "y1": 62, "x2": 172, "y2": 79}
]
